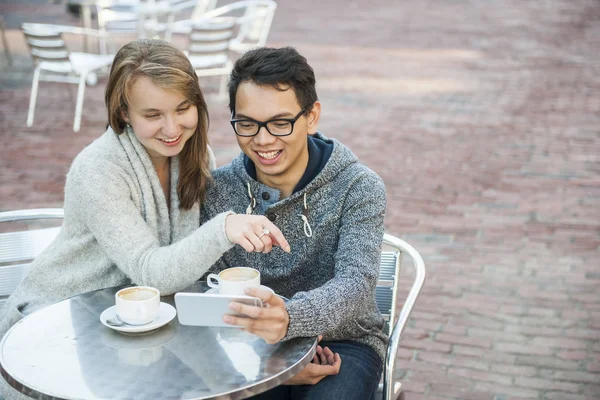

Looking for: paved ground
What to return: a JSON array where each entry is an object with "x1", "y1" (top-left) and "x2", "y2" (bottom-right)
[{"x1": 1, "y1": 0, "x2": 599, "y2": 399}]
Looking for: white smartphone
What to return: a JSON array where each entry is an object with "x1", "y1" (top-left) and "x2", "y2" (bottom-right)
[{"x1": 174, "y1": 292, "x2": 264, "y2": 328}]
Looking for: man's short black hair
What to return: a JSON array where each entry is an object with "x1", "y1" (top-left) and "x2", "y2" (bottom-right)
[{"x1": 228, "y1": 46, "x2": 318, "y2": 114}]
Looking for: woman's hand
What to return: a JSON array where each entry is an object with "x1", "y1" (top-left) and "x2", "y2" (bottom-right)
[{"x1": 225, "y1": 214, "x2": 290, "y2": 253}]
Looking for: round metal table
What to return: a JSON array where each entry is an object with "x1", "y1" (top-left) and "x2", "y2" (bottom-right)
[{"x1": 0, "y1": 283, "x2": 316, "y2": 399}]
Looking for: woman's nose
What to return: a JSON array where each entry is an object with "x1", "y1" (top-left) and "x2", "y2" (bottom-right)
[{"x1": 163, "y1": 116, "x2": 178, "y2": 137}]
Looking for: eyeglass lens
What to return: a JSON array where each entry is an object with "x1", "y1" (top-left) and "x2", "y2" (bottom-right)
[{"x1": 234, "y1": 120, "x2": 293, "y2": 136}]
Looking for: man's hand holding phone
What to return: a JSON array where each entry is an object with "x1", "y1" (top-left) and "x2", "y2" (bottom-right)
[{"x1": 224, "y1": 286, "x2": 290, "y2": 344}]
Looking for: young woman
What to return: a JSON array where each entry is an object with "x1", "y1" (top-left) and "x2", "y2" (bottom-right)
[{"x1": 0, "y1": 39, "x2": 289, "y2": 337}]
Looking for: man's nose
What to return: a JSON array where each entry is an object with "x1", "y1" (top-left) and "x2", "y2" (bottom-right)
[{"x1": 253, "y1": 125, "x2": 276, "y2": 145}]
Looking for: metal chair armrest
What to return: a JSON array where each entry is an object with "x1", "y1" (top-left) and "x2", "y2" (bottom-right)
[
  {"x1": 381, "y1": 234, "x2": 426, "y2": 400},
  {"x1": 0, "y1": 209, "x2": 64, "y2": 223},
  {"x1": 170, "y1": 0, "x2": 198, "y2": 13},
  {"x1": 203, "y1": 3, "x2": 268, "y2": 22},
  {"x1": 202, "y1": 1, "x2": 250, "y2": 18},
  {"x1": 21, "y1": 23, "x2": 110, "y2": 39}
]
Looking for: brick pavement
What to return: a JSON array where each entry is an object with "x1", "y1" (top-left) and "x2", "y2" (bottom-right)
[{"x1": 1, "y1": 0, "x2": 599, "y2": 399}]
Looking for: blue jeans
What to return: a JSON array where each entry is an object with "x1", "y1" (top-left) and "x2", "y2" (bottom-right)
[{"x1": 248, "y1": 340, "x2": 382, "y2": 400}]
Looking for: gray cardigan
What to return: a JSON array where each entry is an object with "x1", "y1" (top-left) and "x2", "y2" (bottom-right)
[
  {"x1": 201, "y1": 133, "x2": 388, "y2": 362},
  {"x1": 0, "y1": 127, "x2": 234, "y2": 338}
]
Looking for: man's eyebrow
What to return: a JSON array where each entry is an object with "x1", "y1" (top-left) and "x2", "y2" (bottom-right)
[
  {"x1": 140, "y1": 100, "x2": 190, "y2": 113},
  {"x1": 234, "y1": 111, "x2": 294, "y2": 120}
]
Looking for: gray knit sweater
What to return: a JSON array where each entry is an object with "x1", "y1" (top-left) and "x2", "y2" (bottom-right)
[
  {"x1": 0, "y1": 127, "x2": 234, "y2": 338},
  {"x1": 201, "y1": 132, "x2": 388, "y2": 362}
]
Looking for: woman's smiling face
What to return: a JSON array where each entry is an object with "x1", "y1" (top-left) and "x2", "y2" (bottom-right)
[{"x1": 124, "y1": 76, "x2": 198, "y2": 165}]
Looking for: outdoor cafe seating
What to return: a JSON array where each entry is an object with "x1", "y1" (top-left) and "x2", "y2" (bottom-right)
[
  {"x1": 21, "y1": 23, "x2": 115, "y2": 132},
  {"x1": 0, "y1": 208, "x2": 425, "y2": 400},
  {"x1": 15, "y1": 0, "x2": 278, "y2": 132}
]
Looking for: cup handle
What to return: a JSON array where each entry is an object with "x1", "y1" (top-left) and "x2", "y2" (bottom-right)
[{"x1": 207, "y1": 274, "x2": 220, "y2": 289}]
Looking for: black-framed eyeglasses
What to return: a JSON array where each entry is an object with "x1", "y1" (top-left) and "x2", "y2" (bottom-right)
[{"x1": 230, "y1": 107, "x2": 307, "y2": 137}]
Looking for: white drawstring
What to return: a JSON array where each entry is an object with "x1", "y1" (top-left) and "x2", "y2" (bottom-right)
[
  {"x1": 297, "y1": 193, "x2": 313, "y2": 237},
  {"x1": 247, "y1": 181, "x2": 312, "y2": 238},
  {"x1": 246, "y1": 182, "x2": 256, "y2": 215}
]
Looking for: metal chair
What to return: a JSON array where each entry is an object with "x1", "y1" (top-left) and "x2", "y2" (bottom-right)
[
  {"x1": 185, "y1": 17, "x2": 236, "y2": 99},
  {"x1": 0, "y1": 16, "x2": 12, "y2": 66},
  {"x1": 95, "y1": 0, "x2": 178, "y2": 49},
  {"x1": 374, "y1": 234, "x2": 426, "y2": 400},
  {"x1": 0, "y1": 209, "x2": 64, "y2": 306},
  {"x1": 22, "y1": 23, "x2": 115, "y2": 132},
  {"x1": 167, "y1": 0, "x2": 276, "y2": 55},
  {"x1": 146, "y1": 0, "x2": 219, "y2": 42},
  {"x1": 203, "y1": 0, "x2": 276, "y2": 55}
]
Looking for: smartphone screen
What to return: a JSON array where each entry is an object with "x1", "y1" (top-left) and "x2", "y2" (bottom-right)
[{"x1": 174, "y1": 292, "x2": 264, "y2": 328}]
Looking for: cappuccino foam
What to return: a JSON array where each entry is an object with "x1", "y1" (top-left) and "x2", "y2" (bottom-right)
[
  {"x1": 118, "y1": 288, "x2": 157, "y2": 301},
  {"x1": 220, "y1": 269, "x2": 257, "y2": 281}
]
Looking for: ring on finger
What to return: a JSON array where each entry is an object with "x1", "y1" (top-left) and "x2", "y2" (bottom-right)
[{"x1": 257, "y1": 228, "x2": 270, "y2": 239}]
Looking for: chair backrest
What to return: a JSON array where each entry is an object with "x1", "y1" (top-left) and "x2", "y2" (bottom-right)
[
  {"x1": 22, "y1": 27, "x2": 70, "y2": 67},
  {"x1": 376, "y1": 234, "x2": 426, "y2": 400},
  {"x1": 96, "y1": 0, "x2": 140, "y2": 34},
  {"x1": 202, "y1": 0, "x2": 277, "y2": 50},
  {"x1": 376, "y1": 247, "x2": 402, "y2": 336},
  {"x1": 0, "y1": 209, "x2": 64, "y2": 303},
  {"x1": 237, "y1": 0, "x2": 276, "y2": 47},
  {"x1": 188, "y1": 17, "x2": 236, "y2": 59},
  {"x1": 187, "y1": 0, "x2": 219, "y2": 20}
]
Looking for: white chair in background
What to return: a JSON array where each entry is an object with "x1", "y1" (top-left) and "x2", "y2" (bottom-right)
[
  {"x1": 186, "y1": 17, "x2": 236, "y2": 99},
  {"x1": 146, "y1": 0, "x2": 219, "y2": 41},
  {"x1": 95, "y1": 0, "x2": 151, "y2": 53},
  {"x1": 168, "y1": 0, "x2": 276, "y2": 55},
  {"x1": 22, "y1": 23, "x2": 114, "y2": 132}
]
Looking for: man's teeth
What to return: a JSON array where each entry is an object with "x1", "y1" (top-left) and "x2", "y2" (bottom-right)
[
  {"x1": 160, "y1": 136, "x2": 180, "y2": 143},
  {"x1": 258, "y1": 150, "x2": 280, "y2": 159}
]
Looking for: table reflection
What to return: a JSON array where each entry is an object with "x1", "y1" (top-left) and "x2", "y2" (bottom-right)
[{"x1": 0, "y1": 285, "x2": 316, "y2": 400}]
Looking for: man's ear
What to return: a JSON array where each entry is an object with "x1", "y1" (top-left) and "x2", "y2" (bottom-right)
[{"x1": 306, "y1": 101, "x2": 321, "y2": 135}]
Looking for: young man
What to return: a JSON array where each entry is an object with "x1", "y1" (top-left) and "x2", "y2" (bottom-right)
[{"x1": 201, "y1": 47, "x2": 387, "y2": 399}]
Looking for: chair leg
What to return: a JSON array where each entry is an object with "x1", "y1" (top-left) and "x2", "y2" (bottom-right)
[
  {"x1": 73, "y1": 74, "x2": 87, "y2": 132},
  {"x1": 27, "y1": 67, "x2": 41, "y2": 127},
  {"x1": 218, "y1": 61, "x2": 233, "y2": 100},
  {"x1": 218, "y1": 74, "x2": 228, "y2": 100},
  {"x1": 0, "y1": 16, "x2": 12, "y2": 66}
]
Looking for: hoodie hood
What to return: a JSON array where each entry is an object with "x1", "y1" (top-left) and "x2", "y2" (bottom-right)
[{"x1": 230, "y1": 132, "x2": 359, "y2": 203}]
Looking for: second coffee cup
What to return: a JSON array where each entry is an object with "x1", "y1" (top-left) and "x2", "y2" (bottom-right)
[
  {"x1": 207, "y1": 267, "x2": 260, "y2": 295},
  {"x1": 115, "y1": 286, "x2": 160, "y2": 325}
]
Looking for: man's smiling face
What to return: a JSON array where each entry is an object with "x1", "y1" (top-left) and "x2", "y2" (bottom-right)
[{"x1": 233, "y1": 82, "x2": 319, "y2": 191}]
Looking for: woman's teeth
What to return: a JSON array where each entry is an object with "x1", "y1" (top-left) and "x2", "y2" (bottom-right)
[
  {"x1": 159, "y1": 135, "x2": 181, "y2": 143},
  {"x1": 258, "y1": 150, "x2": 281, "y2": 159}
]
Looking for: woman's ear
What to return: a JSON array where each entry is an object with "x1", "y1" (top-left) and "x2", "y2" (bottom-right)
[
  {"x1": 121, "y1": 110, "x2": 130, "y2": 124},
  {"x1": 306, "y1": 101, "x2": 321, "y2": 135}
]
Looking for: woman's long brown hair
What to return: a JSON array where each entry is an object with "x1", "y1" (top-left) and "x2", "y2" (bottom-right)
[{"x1": 105, "y1": 39, "x2": 211, "y2": 209}]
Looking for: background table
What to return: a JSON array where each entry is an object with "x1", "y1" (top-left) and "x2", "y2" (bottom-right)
[{"x1": 0, "y1": 283, "x2": 316, "y2": 400}]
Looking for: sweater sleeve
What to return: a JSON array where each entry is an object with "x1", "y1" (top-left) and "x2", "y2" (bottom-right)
[
  {"x1": 282, "y1": 171, "x2": 386, "y2": 339},
  {"x1": 65, "y1": 157, "x2": 234, "y2": 295}
]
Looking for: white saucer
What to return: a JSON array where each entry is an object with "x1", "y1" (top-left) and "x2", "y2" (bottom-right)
[
  {"x1": 100, "y1": 302, "x2": 176, "y2": 334},
  {"x1": 101, "y1": 324, "x2": 176, "y2": 349},
  {"x1": 206, "y1": 284, "x2": 275, "y2": 295}
]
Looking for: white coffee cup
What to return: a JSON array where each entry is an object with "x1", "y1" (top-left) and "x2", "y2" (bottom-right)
[
  {"x1": 115, "y1": 286, "x2": 160, "y2": 325},
  {"x1": 207, "y1": 267, "x2": 260, "y2": 295}
]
